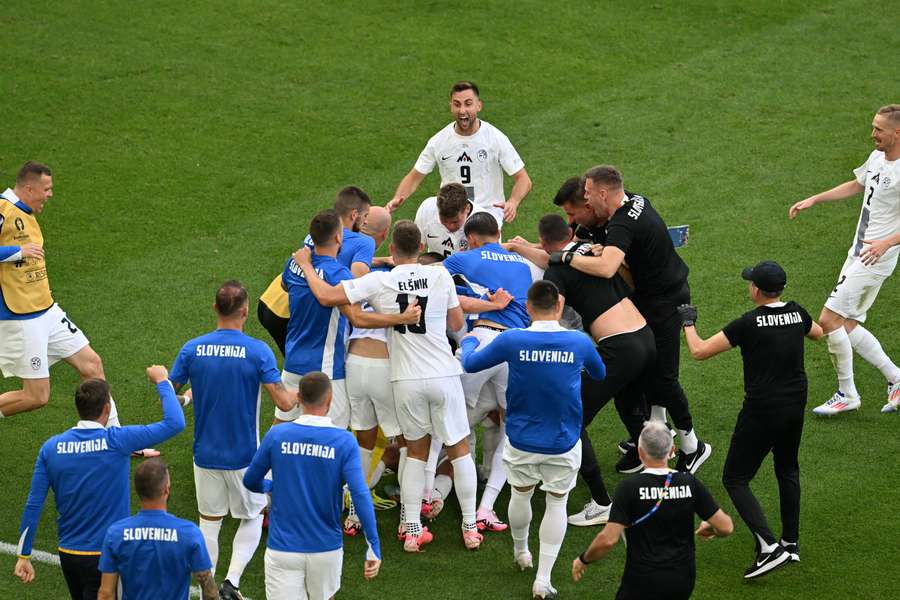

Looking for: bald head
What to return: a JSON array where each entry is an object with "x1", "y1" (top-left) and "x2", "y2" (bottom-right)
[{"x1": 362, "y1": 206, "x2": 392, "y2": 246}]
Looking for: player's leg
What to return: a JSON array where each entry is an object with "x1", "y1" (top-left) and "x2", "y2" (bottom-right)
[
  {"x1": 0, "y1": 315, "x2": 51, "y2": 416},
  {"x1": 327, "y1": 379, "x2": 349, "y2": 431},
  {"x1": 439, "y1": 376, "x2": 481, "y2": 549},
  {"x1": 345, "y1": 356, "x2": 381, "y2": 533},
  {"x1": 424, "y1": 454, "x2": 454, "y2": 520},
  {"x1": 476, "y1": 370, "x2": 510, "y2": 532},
  {"x1": 194, "y1": 465, "x2": 229, "y2": 574},
  {"x1": 57, "y1": 552, "x2": 101, "y2": 600},
  {"x1": 569, "y1": 372, "x2": 615, "y2": 525},
  {"x1": 534, "y1": 441, "x2": 580, "y2": 599},
  {"x1": 0, "y1": 377, "x2": 50, "y2": 416},
  {"x1": 393, "y1": 379, "x2": 433, "y2": 550},
  {"x1": 220, "y1": 469, "x2": 266, "y2": 596},
  {"x1": 263, "y1": 548, "x2": 304, "y2": 600},
  {"x1": 772, "y1": 408, "x2": 804, "y2": 560}
]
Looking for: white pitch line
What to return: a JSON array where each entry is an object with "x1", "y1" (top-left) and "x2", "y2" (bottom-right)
[{"x1": 0, "y1": 541, "x2": 252, "y2": 599}]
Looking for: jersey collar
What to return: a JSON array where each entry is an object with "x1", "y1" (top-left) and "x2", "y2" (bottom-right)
[
  {"x1": 294, "y1": 414, "x2": 335, "y2": 428},
  {"x1": 643, "y1": 467, "x2": 671, "y2": 475},
  {"x1": 526, "y1": 320, "x2": 566, "y2": 332},
  {"x1": 1, "y1": 187, "x2": 31, "y2": 214},
  {"x1": 761, "y1": 301, "x2": 787, "y2": 308},
  {"x1": 74, "y1": 420, "x2": 105, "y2": 430}
]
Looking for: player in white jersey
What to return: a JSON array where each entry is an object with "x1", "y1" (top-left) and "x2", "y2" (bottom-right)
[
  {"x1": 292, "y1": 220, "x2": 485, "y2": 552},
  {"x1": 789, "y1": 104, "x2": 900, "y2": 415},
  {"x1": 386, "y1": 81, "x2": 532, "y2": 226},
  {"x1": 415, "y1": 183, "x2": 488, "y2": 257}
]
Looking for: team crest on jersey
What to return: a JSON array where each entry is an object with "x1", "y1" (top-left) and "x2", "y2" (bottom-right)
[
  {"x1": 15, "y1": 218, "x2": 25, "y2": 231},
  {"x1": 477, "y1": 149, "x2": 488, "y2": 162},
  {"x1": 30, "y1": 357, "x2": 41, "y2": 370},
  {"x1": 460, "y1": 239, "x2": 469, "y2": 250},
  {"x1": 457, "y1": 152, "x2": 472, "y2": 163},
  {"x1": 882, "y1": 176, "x2": 891, "y2": 188}
]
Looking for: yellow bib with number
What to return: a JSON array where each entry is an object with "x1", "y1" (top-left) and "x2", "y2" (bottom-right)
[
  {"x1": 0, "y1": 202, "x2": 53, "y2": 314},
  {"x1": 259, "y1": 273, "x2": 289, "y2": 319}
]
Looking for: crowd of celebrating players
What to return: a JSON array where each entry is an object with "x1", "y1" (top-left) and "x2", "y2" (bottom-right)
[{"x1": 3, "y1": 82, "x2": 899, "y2": 600}]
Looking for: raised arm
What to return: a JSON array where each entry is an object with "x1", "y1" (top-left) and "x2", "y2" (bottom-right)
[
  {"x1": 339, "y1": 302, "x2": 421, "y2": 329},
  {"x1": 563, "y1": 245, "x2": 625, "y2": 279},
  {"x1": 457, "y1": 287, "x2": 513, "y2": 315},
  {"x1": 292, "y1": 249, "x2": 352, "y2": 307},
  {"x1": 678, "y1": 305, "x2": 733, "y2": 360},
  {"x1": 115, "y1": 367, "x2": 186, "y2": 453},
  {"x1": 789, "y1": 179, "x2": 864, "y2": 219},
  {"x1": 386, "y1": 168, "x2": 427, "y2": 213},
  {"x1": 506, "y1": 242, "x2": 550, "y2": 270}
]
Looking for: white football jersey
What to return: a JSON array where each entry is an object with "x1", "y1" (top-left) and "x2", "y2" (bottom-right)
[
  {"x1": 851, "y1": 150, "x2": 900, "y2": 275},
  {"x1": 414, "y1": 196, "x2": 489, "y2": 257},
  {"x1": 413, "y1": 120, "x2": 525, "y2": 226},
  {"x1": 343, "y1": 264, "x2": 462, "y2": 381}
]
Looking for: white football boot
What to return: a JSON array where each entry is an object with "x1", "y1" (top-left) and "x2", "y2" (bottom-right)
[
  {"x1": 881, "y1": 381, "x2": 900, "y2": 413},
  {"x1": 812, "y1": 391, "x2": 861, "y2": 416}
]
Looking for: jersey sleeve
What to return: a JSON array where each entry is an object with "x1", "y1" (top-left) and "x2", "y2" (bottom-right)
[
  {"x1": 351, "y1": 237, "x2": 376, "y2": 269},
  {"x1": 341, "y1": 434, "x2": 382, "y2": 560},
  {"x1": 243, "y1": 433, "x2": 274, "y2": 494},
  {"x1": 168, "y1": 343, "x2": 192, "y2": 386},
  {"x1": 691, "y1": 476, "x2": 720, "y2": 521},
  {"x1": 0, "y1": 246, "x2": 22, "y2": 262},
  {"x1": 414, "y1": 200, "x2": 433, "y2": 243},
  {"x1": 343, "y1": 271, "x2": 383, "y2": 305},
  {"x1": 442, "y1": 252, "x2": 464, "y2": 276},
  {"x1": 853, "y1": 152, "x2": 874, "y2": 185},
  {"x1": 460, "y1": 331, "x2": 510, "y2": 373},
  {"x1": 581, "y1": 337, "x2": 606, "y2": 381},
  {"x1": 413, "y1": 135, "x2": 438, "y2": 175},
  {"x1": 798, "y1": 304, "x2": 814, "y2": 334},
  {"x1": 256, "y1": 343, "x2": 282, "y2": 385},
  {"x1": 98, "y1": 527, "x2": 119, "y2": 573},
  {"x1": 721, "y1": 314, "x2": 748, "y2": 348},
  {"x1": 187, "y1": 525, "x2": 213, "y2": 572},
  {"x1": 604, "y1": 219, "x2": 634, "y2": 254},
  {"x1": 16, "y1": 446, "x2": 52, "y2": 557},
  {"x1": 108, "y1": 382, "x2": 186, "y2": 453},
  {"x1": 496, "y1": 129, "x2": 525, "y2": 175},
  {"x1": 608, "y1": 479, "x2": 634, "y2": 526}
]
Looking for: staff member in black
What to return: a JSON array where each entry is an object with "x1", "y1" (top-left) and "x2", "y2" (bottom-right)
[
  {"x1": 507, "y1": 213, "x2": 656, "y2": 526},
  {"x1": 571, "y1": 421, "x2": 733, "y2": 599},
  {"x1": 677, "y1": 261, "x2": 823, "y2": 579},
  {"x1": 554, "y1": 165, "x2": 711, "y2": 474}
]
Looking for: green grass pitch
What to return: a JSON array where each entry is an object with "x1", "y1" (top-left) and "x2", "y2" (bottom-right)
[{"x1": 2, "y1": 1, "x2": 898, "y2": 598}]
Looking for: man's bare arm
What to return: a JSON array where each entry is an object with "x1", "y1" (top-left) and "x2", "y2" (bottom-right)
[
  {"x1": 501, "y1": 168, "x2": 532, "y2": 222},
  {"x1": 505, "y1": 242, "x2": 550, "y2": 270},
  {"x1": 97, "y1": 573, "x2": 119, "y2": 600},
  {"x1": 194, "y1": 570, "x2": 219, "y2": 600},
  {"x1": 263, "y1": 382, "x2": 298, "y2": 412},
  {"x1": 567, "y1": 246, "x2": 625, "y2": 279},
  {"x1": 339, "y1": 302, "x2": 420, "y2": 329},
  {"x1": 789, "y1": 179, "x2": 864, "y2": 219},
  {"x1": 387, "y1": 169, "x2": 427, "y2": 212}
]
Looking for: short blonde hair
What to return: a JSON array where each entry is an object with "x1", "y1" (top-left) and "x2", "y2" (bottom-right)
[{"x1": 877, "y1": 104, "x2": 900, "y2": 126}]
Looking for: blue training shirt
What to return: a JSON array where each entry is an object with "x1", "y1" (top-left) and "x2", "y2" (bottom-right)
[
  {"x1": 243, "y1": 414, "x2": 381, "y2": 559},
  {"x1": 304, "y1": 228, "x2": 375, "y2": 271},
  {"x1": 169, "y1": 329, "x2": 281, "y2": 470},
  {"x1": 443, "y1": 242, "x2": 532, "y2": 328},
  {"x1": 99, "y1": 509, "x2": 212, "y2": 600},
  {"x1": 17, "y1": 383, "x2": 185, "y2": 556},
  {"x1": 283, "y1": 254, "x2": 352, "y2": 379},
  {"x1": 460, "y1": 321, "x2": 606, "y2": 454}
]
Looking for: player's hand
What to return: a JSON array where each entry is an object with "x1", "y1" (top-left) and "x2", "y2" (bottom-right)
[
  {"x1": 177, "y1": 388, "x2": 193, "y2": 407},
  {"x1": 788, "y1": 197, "x2": 816, "y2": 219},
  {"x1": 386, "y1": 197, "x2": 405, "y2": 213},
  {"x1": 487, "y1": 287, "x2": 513, "y2": 310},
  {"x1": 571, "y1": 556, "x2": 588, "y2": 582},
  {"x1": 14, "y1": 558, "x2": 35, "y2": 584},
  {"x1": 860, "y1": 238, "x2": 893, "y2": 266},
  {"x1": 507, "y1": 235, "x2": 532, "y2": 246},
  {"x1": 292, "y1": 246, "x2": 313, "y2": 267},
  {"x1": 590, "y1": 244, "x2": 604, "y2": 256},
  {"x1": 500, "y1": 199, "x2": 519, "y2": 223},
  {"x1": 146, "y1": 365, "x2": 169, "y2": 384},
  {"x1": 19, "y1": 243, "x2": 44, "y2": 260},
  {"x1": 695, "y1": 521, "x2": 717, "y2": 541},
  {"x1": 676, "y1": 304, "x2": 698, "y2": 327},
  {"x1": 399, "y1": 298, "x2": 421, "y2": 324},
  {"x1": 548, "y1": 251, "x2": 574, "y2": 266},
  {"x1": 364, "y1": 558, "x2": 381, "y2": 580}
]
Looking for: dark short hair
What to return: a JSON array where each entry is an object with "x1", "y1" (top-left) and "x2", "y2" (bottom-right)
[
  {"x1": 299, "y1": 372, "x2": 332, "y2": 407},
  {"x1": 392, "y1": 220, "x2": 421, "y2": 257},
  {"x1": 16, "y1": 161, "x2": 52, "y2": 185},
  {"x1": 418, "y1": 251, "x2": 445, "y2": 265},
  {"x1": 334, "y1": 186, "x2": 371, "y2": 218},
  {"x1": 583, "y1": 165, "x2": 624, "y2": 189},
  {"x1": 437, "y1": 183, "x2": 469, "y2": 220},
  {"x1": 450, "y1": 81, "x2": 480, "y2": 98},
  {"x1": 463, "y1": 211, "x2": 499, "y2": 238},
  {"x1": 309, "y1": 209, "x2": 342, "y2": 246},
  {"x1": 215, "y1": 280, "x2": 248, "y2": 317},
  {"x1": 75, "y1": 379, "x2": 111, "y2": 420},
  {"x1": 134, "y1": 458, "x2": 169, "y2": 501},
  {"x1": 528, "y1": 280, "x2": 559, "y2": 312},
  {"x1": 538, "y1": 214, "x2": 570, "y2": 245},
  {"x1": 552, "y1": 177, "x2": 584, "y2": 207}
]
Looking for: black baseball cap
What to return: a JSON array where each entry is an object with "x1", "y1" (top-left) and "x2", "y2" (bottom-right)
[{"x1": 741, "y1": 260, "x2": 787, "y2": 293}]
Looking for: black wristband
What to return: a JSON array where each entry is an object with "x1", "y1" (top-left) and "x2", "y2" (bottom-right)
[{"x1": 579, "y1": 550, "x2": 593, "y2": 565}]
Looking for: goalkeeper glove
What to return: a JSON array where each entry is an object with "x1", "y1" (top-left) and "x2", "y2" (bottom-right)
[
  {"x1": 677, "y1": 304, "x2": 698, "y2": 327},
  {"x1": 549, "y1": 251, "x2": 575, "y2": 266}
]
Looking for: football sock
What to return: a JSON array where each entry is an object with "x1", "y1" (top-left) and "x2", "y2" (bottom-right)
[
  {"x1": 848, "y1": 325, "x2": 900, "y2": 383},
  {"x1": 451, "y1": 454, "x2": 478, "y2": 529},
  {"x1": 678, "y1": 429, "x2": 698, "y2": 454},
  {"x1": 397, "y1": 447, "x2": 408, "y2": 488},
  {"x1": 827, "y1": 327, "x2": 858, "y2": 397},
  {"x1": 347, "y1": 496, "x2": 357, "y2": 518},
  {"x1": 423, "y1": 436, "x2": 442, "y2": 501},
  {"x1": 755, "y1": 532, "x2": 777, "y2": 554},
  {"x1": 481, "y1": 417, "x2": 500, "y2": 472},
  {"x1": 537, "y1": 492, "x2": 568, "y2": 586},
  {"x1": 368, "y1": 460, "x2": 386, "y2": 489},
  {"x1": 199, "y1": 517, "x2": 222, "y2": 574},
  {"x1": 508, "y1": 486, "x2": 534, "y2": 555},
  {"x1": 402, "y1": 457, "x2": 426, "y2": 529},
  {"x1": 650, "y1": 405, "x2": 667, "y2": 423},
  {"x1": 226, "y1": 514, "x2": 263, "y2": 588},
  {"x1": 478, "y1": 425, "x2": 508, "y2": 514},
  {"x1": 433, "y1": 473, "x2": 453, "y2": 501},
  {"x1": 107, "y1": 396, "x2": 121, "y2": 427},
  {"x1": 359, "y1": 447, "x2": 373, "y2": 484}
]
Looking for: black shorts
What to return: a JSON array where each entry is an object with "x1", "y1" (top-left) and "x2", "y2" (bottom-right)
[
  {"x1": 257, "y1": 300, "x2": 288, "y2": 356},
  {"x1": 58, "y1": 551, "x2": 101, "y2": 600},
  {"x1": 616, "y1": 569, "x2": 695, "y2": 600}
]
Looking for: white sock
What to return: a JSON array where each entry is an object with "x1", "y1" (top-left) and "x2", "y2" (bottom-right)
[
  {"x1": 107, "y1": 396, "x2": 121, "y2": 428},
  {"x1": 508, "y1": 486, "x2": 534, "y2": 555},
  {"x1": 225, "y1": 515, "x2": 263, "y2": 587},
  {"x1": 397, "y1": 447, "x2": 408, "y2": 488},
  {"x1": 359, "y1": 447, "x2": 374, "y2": 484},
  {"x1": 198, "y1": 517, "x2": 222, "y2": 575},
  {"x1": 423, "y1": 437, "x2": 442, "y2": 501},
  {"x1": 756, "y1": 532, "x2": 777, "y2": 554},
  {"x1": 401, "y1": 457, "x2": 425, "y2": 529},
  {"x1": 368, "y1": 460, "x2": 386, "y2": 489},
  {"x1": 537, "y1": 493, "x2": 568, "y2": 587},
  {"x1": 433, "y1": 473, "x2": 453, "y2": 500},
  {"x1": 650, "y1": 405, "x2": 667, "y2": 423},
  {"x1": 827, "y1": 328, "x2": 858, "y2": 397},
  {"x1": 678, "y1": 429, "x2": 698, "y2": 454},
  {"x1": 478, "y1": 426, "x2": 508, "y2": 514},
  {"x1": 848, "y1": 326, "x2": 900, "y2": 383},
  {"x1": 451, "y1": 454, "x2": 478, "y2": 529},
  {"x1": 481, "y1": 418, "x2": 500, "y2": 471}
]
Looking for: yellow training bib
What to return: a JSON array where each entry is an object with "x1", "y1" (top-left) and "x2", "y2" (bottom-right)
[
  {"x1": 259, "y1": 273, "x2": 289, "y2": 319},
  {"x1": 0, "y1": 202, "x2": 53, "y2": 314}
]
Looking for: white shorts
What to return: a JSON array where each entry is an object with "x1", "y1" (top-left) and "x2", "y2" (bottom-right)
[
  {"x1": 345, "y1": 354, "x2": 400, "y2": 437},
  {"x1": 265, "y1": 547, "x2": 342, "y2": 600},
  {"x1": 503, "y1": 439, "x2": 581, "y2": 495},
  {"x1": 277, "y1": 370, "x2": 349, "y2": 429},
  {"x1": 824, "y1": 255, "x2": 888, "y2": 323},
  {"x1": 0, "y1": 304, "x2": 89, "y2": 379},
  {"x1": 459, "y1": 327, "x2": 508, "y2": 409},
  {"x1": 193, "y1": 464, "x2": 267, "y2": 519},
  {"x1": 467, "y1": 384, "x2": 501, "y2": 428},
  {"x1": 393, "y1": 376, "x2": 470, "y2": 445}
]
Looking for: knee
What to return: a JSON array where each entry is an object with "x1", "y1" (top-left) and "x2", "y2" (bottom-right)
[
  {"x1": 721, "y1": 472, "x2": 745, "y2": 492},
  {"x1": 819, "y1": 309, "x2": 845, "y2": 333},
  {"x1": 26, "y1": 387, "x2": 50, "y2": 409},
  {"x1": 81, "y1": 351, "x2": 105, "y2": 379}
]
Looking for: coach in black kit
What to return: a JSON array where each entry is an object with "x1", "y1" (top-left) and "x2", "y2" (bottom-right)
[
  {"x1": 555, "y1": 165, "x2": 710, "y2": 473},
  {"x1": 678, "y1": 261, "x2": 823, "y2": 579}
]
